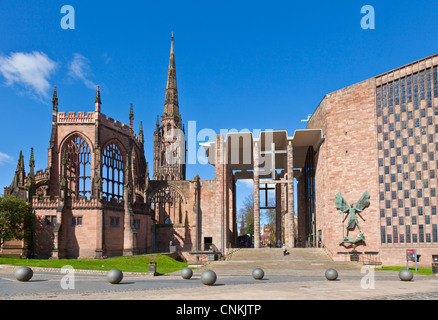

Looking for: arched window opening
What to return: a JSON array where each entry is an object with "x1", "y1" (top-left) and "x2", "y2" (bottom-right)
[
  {"x1": 102, "y1": 143, "x2": 124, "y2": 202},
  {"x1": 63, "y1": 135, "x2": 91, "y2": 199},
  {"x1": 161, "y1": 150, "x2": 166, "y2": 166},
  {"x1": 150, "y1": 186, "x2": 184, "y2": 225}
]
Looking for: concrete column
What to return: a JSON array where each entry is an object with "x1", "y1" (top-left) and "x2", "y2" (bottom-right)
[
  {"x1": 253, "y1": 141, "x2": 260, "y2": 248},
  {"x1": 286, "y1": 141, "x2": 295, "y2": 248},
  {"x1": 275, "y1": 183, "x2": 282, "y2": 245},
  {"x1": 215, "y1": 135, "x2": 225, "y2": 253},
  {"x1": 297, "y1": 175, "x2": 305, "y2": 247},
  {"x1": 232, "y1": 179, "x2": 237, "y2": 246},
  {"x1": 193, "y1": 177, "x2": 200, "y2": 251}
]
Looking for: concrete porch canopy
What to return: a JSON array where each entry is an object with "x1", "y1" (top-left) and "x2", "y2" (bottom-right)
[
  {"x1": 200, "y1": 128, "x2": 325, "y2": 179},
  {"x1": 200, "y1": 128, "x2": 324, "y2": 249}
]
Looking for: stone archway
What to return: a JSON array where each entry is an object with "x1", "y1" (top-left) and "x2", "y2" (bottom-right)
[{"x1": 149, "y1": 184, "x2": 190, "y2": 252}]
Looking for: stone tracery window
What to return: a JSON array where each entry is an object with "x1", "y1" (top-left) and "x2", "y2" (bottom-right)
[
  {"x1": 102, "y1": 143, "x2": 124, "y2": 202},
  {"x1": 150, "y1": 186, "x2": 184, "y2": 224},
  {"x1": 63, "y1": 135, "x2": 91, "y2": 199}
]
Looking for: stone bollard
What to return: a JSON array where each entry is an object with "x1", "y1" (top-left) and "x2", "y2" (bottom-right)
[
  {"x1": 325, "y1": 268, "x2": 338, "y2": 281},
  {"x1": 181, "y1": 267, "x2": 193, "y2": 280},
  {"x1": 399, "y1": 269, "x2": 414, "y2": 281},
  {"x1": 107, "y1": 268, "x2": 123, "y2": 284},
  {"x1": 14, "y1": 266, "x2": 33, "y2": 282},
  {"x1": 252, "y1": 268, "x2": 264, "y2": 280},
  {"x1": 200, "y1": 270, "x2": 217, "y2": 286}
]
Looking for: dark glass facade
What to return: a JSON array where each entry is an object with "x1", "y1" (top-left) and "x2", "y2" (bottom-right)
[
  {"x1": 303, "y1": 146, "x2": 316, "y2": 246},
  {"x1": 377, "y1": 65, "x2": 438, "y2": 246}
]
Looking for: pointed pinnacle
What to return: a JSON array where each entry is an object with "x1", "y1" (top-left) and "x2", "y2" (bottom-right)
[
  {"x1": 29, "y1": 147, "x2": 35, "y2": 167},
  {"x1": 95, "y1": 85, "x2": 101, "y2": 104},
  {"x1": 18, "y1": 150, "x2": 24, "y2": 170},
  {"x1": 129, "y1": 103, "x2": 134, "y2": 120},
  {"x1": 52, "y1": 86, "x2": 58, "y2": 104},
  {"x1": 139, "y1": 121, "x2": 144, "y2": 143},
  {"x1": 129, "y1": 103, "x2": 134, "y2": 128}
]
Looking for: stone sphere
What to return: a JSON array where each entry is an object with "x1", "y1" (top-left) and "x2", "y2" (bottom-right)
[
  {"x1": 181, "y1": 267, "x2": 193, "y2": 279},
  {"x1": 107, "y1": 268, "x2": 123, "y2": 284},
  {"x1": 325, "y1": 268, "x2": 338, "y2": 281},
  {"x1": 200, "y1": 270, "x2": 217, "y2": 286},
  {"x1": 399, "y1": 269, "x2": 414, "y2": 281},
  {"x1": 14, "y1": 266, "x2": 33, "y2": 282},
  {"x1": 252, "y1": 268, "x2": 264, "y2": 280}
]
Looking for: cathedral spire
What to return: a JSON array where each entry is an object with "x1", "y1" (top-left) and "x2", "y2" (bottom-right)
[
  {"x1": 163, "y1": 34, "x2": 179, "y2": 118},
  {"x1": 153, "y1": 34, "x2": 186, "y2": 181}
]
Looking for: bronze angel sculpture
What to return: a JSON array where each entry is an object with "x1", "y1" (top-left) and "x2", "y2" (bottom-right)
[{"x1": 335, "y1": 191, "x2": 370, "y2": 245}]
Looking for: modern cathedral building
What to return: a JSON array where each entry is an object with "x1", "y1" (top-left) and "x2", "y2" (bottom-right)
[
  {"x1": 2, "y1": 38, "x2": 438, "y2": 267},
  {"x1": 304, "y1": 54, "x2": 438, "y2": 266}
]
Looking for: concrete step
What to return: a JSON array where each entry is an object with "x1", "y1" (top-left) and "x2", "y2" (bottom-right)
[
  {"x1": 198, "y1": 247, "x2": 363, "y2": 276},
  {"x1": 228, "y1": 248, "x2": 333, "y2": 262}
]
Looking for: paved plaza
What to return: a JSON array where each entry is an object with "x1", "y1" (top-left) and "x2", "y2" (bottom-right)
[{"x1": 0, "y1": 248, "x2": 437, "y2": 301}]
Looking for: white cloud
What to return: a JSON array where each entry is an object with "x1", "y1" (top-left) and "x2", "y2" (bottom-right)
[
  {"x1": 0, "y1": 51, "x2": 57, "y2": 99},
  {"x1": 237, "y1": 179, "x2": 254, "y2": 189},
  {"x1": 67, "y1": 53, "x2": 96, "y2": 90},
  {"x1": 0, "y1": 152, "x2": 13, "y2": 166}
]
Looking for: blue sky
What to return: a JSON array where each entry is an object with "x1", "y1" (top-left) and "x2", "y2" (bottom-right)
[{"x1": 1, "y1": 0, "x2": 438, "y2": 219}]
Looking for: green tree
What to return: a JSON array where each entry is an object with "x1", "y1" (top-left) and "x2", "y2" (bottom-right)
[
  {"x1": 0, "y1": 195, "x2": 33, "y2": 246},
  {"x1": 266, "y1": 207, "x2": 276, "y2": 244},
  {"x1": 239, "y1": 194, "x2": 254, "y2": 235}
]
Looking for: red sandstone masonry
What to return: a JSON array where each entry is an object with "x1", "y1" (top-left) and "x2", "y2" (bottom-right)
[
  {"x1": 307, "y1": 79, "x2": 381, "y2": 260},
  {"x1": 29, "y1": 103, "x2": 151, "y2": 258},
  {"x1": 149, "y1": 178, "x2": 218, "y2": 253}
]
